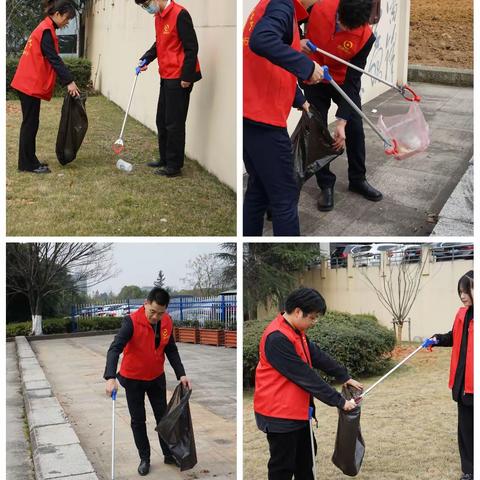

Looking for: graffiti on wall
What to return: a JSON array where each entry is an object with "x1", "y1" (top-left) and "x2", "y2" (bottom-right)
[{"x1": 362, "y1": 0, "x2": 399, "y2": 95}]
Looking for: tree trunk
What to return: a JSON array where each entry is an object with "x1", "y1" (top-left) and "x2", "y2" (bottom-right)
[
  {"x1": 396, "y1": 322, "x2": 403, "y2": 343},
  {"x1": 31, "y1": 314, "x2": 43, "y2": 336}
]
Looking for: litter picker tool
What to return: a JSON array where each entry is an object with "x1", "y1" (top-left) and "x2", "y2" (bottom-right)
[
  {"x1": 112, "y1": 60, "x2": 147, "y2": 155},
  {"x1": 306, "y1": 41, "x2": 430, "y2": 159},
  {"x1": 356, "y1": 338, "x2": 438, "y2": 403},
  {"x1": 306, "y1": 40, "x2": 421, "y2": 102},
  {"x1": 308, "y1": 407, "x2": 317, "y2": 480},
  {"x1": 111, "y1": 390, "x2": 117, "y2": 480}
]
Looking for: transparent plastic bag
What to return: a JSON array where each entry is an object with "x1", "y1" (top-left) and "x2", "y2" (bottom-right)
[{"x1": 377, "y1": 102, "x2": 430, "y2": 160}]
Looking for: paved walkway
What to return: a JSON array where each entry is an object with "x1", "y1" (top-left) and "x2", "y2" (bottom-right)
[
  {"x1": 259, "y1": 82, "x2": 473, "y2": 236},
  {"x1": 6, "y1": 341, "x2": 35, "y2": 480},
  {"x1": 30, "y1": 335, "x2": 236, "y2": 480}
]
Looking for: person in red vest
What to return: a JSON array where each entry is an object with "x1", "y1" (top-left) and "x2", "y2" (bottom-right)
[
  {"x1": 254, "y1": 287, "x2": 363, "y2": 479},
  {"x1": 243, "y1": 0, "x2": 324, "y2": 237},
  {"x1": 104, "y1": 288, "x2": 191, "y2": 476},
  {"x1": 134, "y1": 0, "x2": 201, "y2": 178},
  {"x1": 301, "y1": 0, "x2": 383, "y2": 211},
  {"x1": 431, "y1": 271, "x2": 474, "y2": 480},
  {"x1": 10, "y1": 0, "x2": 80, "y2": 174}
]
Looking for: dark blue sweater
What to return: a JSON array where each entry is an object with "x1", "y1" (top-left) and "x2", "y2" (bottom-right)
[{"x1": 249, "y1": 0, "x2": 315, "y2": 108}]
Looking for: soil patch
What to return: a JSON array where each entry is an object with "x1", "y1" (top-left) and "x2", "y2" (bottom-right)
[{"x1": 409, "y1": 0, "x2": 473, "y2": 68}]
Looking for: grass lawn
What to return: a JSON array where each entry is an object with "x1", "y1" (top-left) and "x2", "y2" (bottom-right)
[
  {"x1": 244, "y1": 346, "x2": 460, "y2": 480},
  {"x1": 6, "y1": 96, "x2": 236, "y2": 236}
]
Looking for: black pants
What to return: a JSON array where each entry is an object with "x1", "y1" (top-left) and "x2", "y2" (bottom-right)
[
  {"x1": 303, "y1": 83, "x2": 366, "y2": 189},
  {"x1": 120, "y1": 374, "x2": 172, "y2": 461},
  {"x1": 156, "y1": 79, "x2": 192, "y2": 172},
  {"x1": 458, "y1": 401, "x2": 473, "y2": 474},
  {"x1": 17, "y1": 91, "x2": 42, "y2": 171},
  {"x1": 243, "y1": 119, "x2": 300, "y2": 236},
  {"x1": 266, "y1": 425, "x2": 316, "y2": 480}
]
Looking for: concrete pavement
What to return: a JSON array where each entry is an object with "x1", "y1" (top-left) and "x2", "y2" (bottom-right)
[
  {"x1": 6, "y1": 341, "x2": 35, "y2": 480},
  {"x1": 259, "y1": 82, "x2": 473, "y2": 236},
  {"x1": 29, "y1": 335, "x2": 236, "y2": 480}
]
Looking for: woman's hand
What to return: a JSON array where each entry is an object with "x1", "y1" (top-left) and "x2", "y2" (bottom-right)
[
  {"x1": 344, "y1": 378, "x2": 364, "y2": 390},
  {"x1": 67, "y1": 81, "x2": 80, "y2": 97}
]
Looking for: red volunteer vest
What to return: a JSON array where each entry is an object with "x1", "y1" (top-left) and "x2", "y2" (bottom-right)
[
  {"x1": 243, "y1": 0, "x2": 307, "y2": 127},
  {"x1": 254, "y1": 314, "x2": 312, "y2": 420},
  {"x1": 11, "y1": 17, "x2": 59, "y2": 100},
  {"x1": 306, "y1": 0, "x2": 372, "y2": 84},
  {"x1": 119, "y1": 306, "x2": 173, "y2": 381},
  {"x1": 449, "y1": 307, "x2": 473, "y2": 394},
  {"x1": 155, "y1": 1, "x2": 201, "y2": 79}
]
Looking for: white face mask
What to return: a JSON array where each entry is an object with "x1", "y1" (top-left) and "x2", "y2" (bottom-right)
[{"x1": 144, "y1": 1, "x2": 160, "y2": 14}]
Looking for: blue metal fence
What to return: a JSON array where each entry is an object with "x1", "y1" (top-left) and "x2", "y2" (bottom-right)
[{"x1": 71, "y1": 293, "x2": 237, "y2": 331}]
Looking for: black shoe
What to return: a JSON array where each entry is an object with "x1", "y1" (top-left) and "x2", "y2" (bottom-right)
[
  {"x1": 164, "y1": 455, "x2": 180, "y2": 467},
  {"x1": 317, "y1": 187, "x2": 334, "y2": 212},
  {"x1": 154, "y1": 168, "x2": 181, "y2": 177},
  {"x1": 19, "y1": 165, "x2": 51, "y2": 174},
  {"x1": 348, "y1": 180, "x2": 383, "y2": 201},
  {"x1": 137, "y1": 459, "x2": 150, "y2": 476},
  {"x1": 147, "y1": 160, "x2": 166, "y2": 168},
  {"x1": 460, "y1": 474, "x2": 473, "y2": 480}
]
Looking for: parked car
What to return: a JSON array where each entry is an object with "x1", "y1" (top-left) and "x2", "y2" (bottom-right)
[
  {"x1": 387, "y1": 244, "x2": 422, "y2": 264},
  {"x1": 431, "y1": 243, "x2": 474, "y2": 262},
  {"x1": 351, "y1": 243, "x2": 399, "y2": 266},
  {"x1": 330, "y1": 244, "x2": 364, "y2": 268}
]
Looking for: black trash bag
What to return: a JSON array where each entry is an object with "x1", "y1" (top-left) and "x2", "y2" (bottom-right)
[
  {"x1": 155, "y1": 383, "x2": 197, "y2": 472},
  {"x1": 332, "y1": 385, "x2": 365, "y2": 477},
  {"x1": 291, "y1": 104, "x2": 343, "y2": 187},
  {"x1": 56, "y1": 92, "x2": 88, "y2": 165}
]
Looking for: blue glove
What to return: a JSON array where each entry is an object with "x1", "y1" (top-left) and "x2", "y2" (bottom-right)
[
  {"x1": 135, "y1": 59, "x2": 147, "y2": 75},
  {"x1": 422, "y1": 337, "x2": 438, "y2": 348}
]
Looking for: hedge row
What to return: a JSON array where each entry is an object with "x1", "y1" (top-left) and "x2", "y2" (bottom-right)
[
  {"x1": 6, "y1": 56, "x2": 93, "y2": 99},
  {"x1": 6, "y1": 316, "x2": 122, "y2": 338},
  {"x1": 243, "y1": 311, "x2": 396, "y2": 388}
]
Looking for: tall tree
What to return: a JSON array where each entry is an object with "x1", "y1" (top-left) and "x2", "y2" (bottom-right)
[
  {"x1": 117, "y1": 285, "x2": 146, "y2": 301},
  {"x1": 214, "y1": 243, "x2": 237, "y2": 290},
  {"x1": 182, "y1": 253, "x2": 226, "y2": 296},
  {"x1": 154, "y1": 270, "x2": 166, "y2": 289},
  {"x1": 6, "y1": 243, "x2": 116, "y2": 335},
  {"x1": 243, "y1": 243, "x2": 320, "y2": 320},
  {"x1": 357, "y1": 246, "x2": 430, "y2": 343}
]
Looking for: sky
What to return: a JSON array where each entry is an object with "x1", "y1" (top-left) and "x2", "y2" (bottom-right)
[{"x1": 90, "y1": 243, "x2": 226, "y2": 294}]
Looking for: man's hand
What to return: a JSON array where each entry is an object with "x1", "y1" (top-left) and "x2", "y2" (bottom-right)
[
  {"x1": 305, "y1": 61, "x2": 324, "y2": 85},
  {"x1": 333, "y1": 119, "x2": 347, "y2": 150},
  {"x1": 139, "y1": 61, "x2": 148, "y2": 72},
  {"x1": 300, "y1": 38, "x2": 312, "y2": 55},
  {"x1": 67, "y1": 81, "x2": 80, "y2": 97},
  {"x1": 298, "y1": 100, "x2": 310, "y2": 113},
  {"x1": 105, "y1": 378, "x2": 119, "y2": 396},
  {"x1": 343, "y1": 398, "x2": 357, "y2": 411},
  {"x1": 180, "y1": 81, "x2": 191, "y2": 88},
  {"x1": 180, "y1": 375, "x2": 192, "y2": 389},
  {"x1": 344, "y1": 378, "x2": 364, "y2": 390}
]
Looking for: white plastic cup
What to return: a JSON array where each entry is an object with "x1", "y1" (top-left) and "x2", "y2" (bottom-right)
[{"x1": 116, "y1": 159, "x2": 133, "y2": 173}]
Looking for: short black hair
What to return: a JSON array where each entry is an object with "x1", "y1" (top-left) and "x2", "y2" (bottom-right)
[
  {"x1": 43, "y1": 0, "x2": 77, "y2": 19},
  {"x1": 285, "y1": 287, "x2": 326, "y2": 315},
  {"x1": 458, "y1": 270, "x2": 473, "y2": 300},
  {"x1": 338, "y1": 0, "x2": 373, "y2": 30},
  {"x1": 134, "y1": 0, "x2": 149, "y2": 4},
  {"x1": 147, "y1": 287, "x2": 170, "y2": 306}
]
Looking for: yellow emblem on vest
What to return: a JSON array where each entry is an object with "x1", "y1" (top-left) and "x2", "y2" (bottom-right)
[
  {"x1": 163, "y1": 24, "x2": 170, "y2": 34},
  {"x1": 162, "y1": 328, "x2": 168, "y2": 338},
  {"x1": 338, "y1": 40, "x2": 354, "y2": 54}
]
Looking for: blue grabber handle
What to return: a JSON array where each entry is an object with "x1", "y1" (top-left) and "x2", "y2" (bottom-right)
[
  {"x1": 421, "y1": 337, "x2": 439, "y2": 351},
  {"x1": 135, "y1": 59, "x2": 147, "y2": 75},
  {"x1": 111, "y1": 389, "x2": 117, "y2": 400},
  {"x1": 308, "y1": 406, "x2": 314, "y2": 420},
  {"x1": 306, "y1": 40, "x2": 318, "y2": 54}
]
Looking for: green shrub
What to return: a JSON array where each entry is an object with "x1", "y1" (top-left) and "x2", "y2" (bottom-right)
[
  {"x1": 177, "y1": 320, "x2": 200, "y2": 328},
  {"x1": 6, "y1": 321, "x2": 32, "y2": 337},
  {"x1": 42, "y1": 317, "x2": 71, "y2": 334},
  {"x1": 201, "y1": 320, "x2": 225, "y2": 330},
  {"x1": 243, "y1": 312, "x2": 395, "y2": 388},
  {"x1": 6, "y1": 55, "x2": 93, "y2": 99}
]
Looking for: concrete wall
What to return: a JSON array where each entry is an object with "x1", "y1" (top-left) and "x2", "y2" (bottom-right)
[
  {"x1": 84, "y1": 0, "x2": 236, "y2": 190},
  {"x1": 242, "y1": 0, "x2": 411, "y2": 131},
  {"x1": 258, "y1": 258, "x2": 473, "y2": 340}
]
